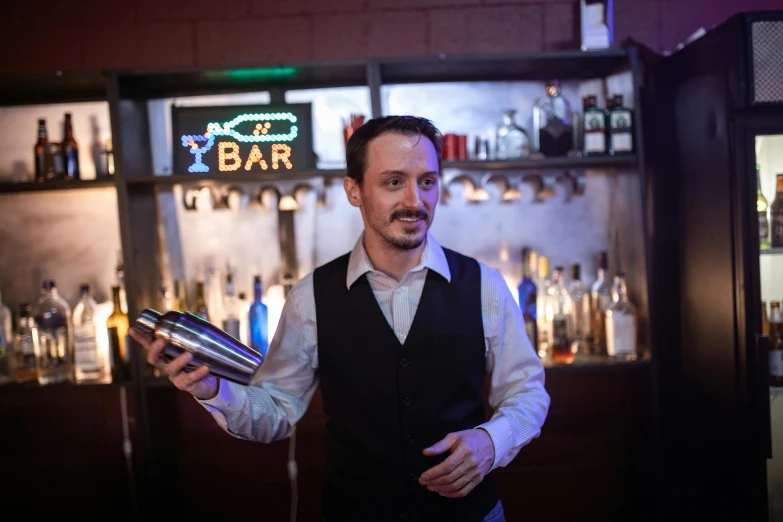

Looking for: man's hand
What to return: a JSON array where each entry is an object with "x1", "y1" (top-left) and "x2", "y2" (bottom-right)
[
  {"x1": 129, "y1": 328, "x2": 219, "y2": 400},
  {"x1": 418, "y1": 428, "x2": 495, "y2": 498}
]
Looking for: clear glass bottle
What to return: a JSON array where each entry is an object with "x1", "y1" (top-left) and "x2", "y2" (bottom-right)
[
  {"x1": 590, "y1": 252, "x2": 612, "y2": 355},
  {"x1": 0, "y1": 291, "x2": 11, "y2": 384},
  {"x1": 608, "y1": 94, "x2": 634, "y2": 155},
  {"x1": 33, "y1": 280, "x2": 73, "y2": 384},
  {"x1": 495, "y1": 110, "x2": 530, "y2": 160},
  {"x1": 173, "y1": 279, "x2": 186, "y2": 311},
  {"x1": 536, "y1": 256, "x2": 552, "y2": 359},
  {"x1": 550, "y1": 267, "x2": 574, "y2": 363},
  {"x1": 568, "y1": 264, "x2": 590, "y2": 356},
  {"x1": 116, "y1": 251, "x2": 128, "y2": 314},
  {"x1": 238, "y1": 291, "x2": 250, "y2": 346},
  {"x1": 763, "y1": 300, "x2": 770, "y2": 336},
  {"x1": 249, "y1": 275, "x2": 269, "y2": 357},
  {"x1": 533, "y1": 80, "x2": 574, "y2": 157},
  {"x1": 73, "y1": 284, "x2": 106, "y2": 382},
  {"x1": 107, "y1": 285, "x2": 130, "y2": 380},
  {"x1": 222, "y1": 273, "x2": 241, "y2": 340},
  {"x1": 758, "y1": 164, "x2": 770, "y2": 250},
  {"x1": 518, "y1": 248, "x2": 538, "y2": 347},
  {"x1": 14, "y1": 304, "x2": 39, "y2": 383},
  {"x1": 605, "y1": 273, "x2": 637, "y2": 360},
  {"x1": 206, "y1": 266, "x2": 224, "y2": 327},
  {"x1": 194, "y1": 280, "x2": 209, "y2": 320}
]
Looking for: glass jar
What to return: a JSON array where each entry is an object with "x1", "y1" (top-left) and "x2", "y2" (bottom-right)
[{"x1": 495, "y1": 110, "x2": 530, "y2": 160}]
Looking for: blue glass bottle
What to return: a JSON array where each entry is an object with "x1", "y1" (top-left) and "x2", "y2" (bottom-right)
[
  {"x1": 249, "y1": 276, "x2": 269, "y2": 357},
  {"x1": 518, "y1": 248, "x2": 538, "y2": 346}
]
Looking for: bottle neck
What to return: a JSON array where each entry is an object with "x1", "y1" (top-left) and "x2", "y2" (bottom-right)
[
  {"x1": 37, "y1": 124, "x2": 47, "y2": 140},
  {"x1": 226, "y1": 282, "x2": 235, "y2": 298},
  {"x1": 112, "y1": 288, "x2": 123, "y2": 310},
  {"x1": 614, "y1": 279, "x2": 628, "y2": 302},
  {"x1": 64, "y1": 119, "x2": 74, "y2": 139},
  {"x1": 597, "y1": 268, "x2": 606, "y2": 281},
  {"x1": 254, "y1": 282, "x2": 263, "y2": 302}
]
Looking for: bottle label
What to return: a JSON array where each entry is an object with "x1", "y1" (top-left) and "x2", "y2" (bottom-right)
[
  {"x1": 771, "y1": 351, "x2": 783, "y2": 377},
  {"x1": 611, "y1": 132, "x2": 633, "y2": 152},
  {"x1": 760, "y1": 211, "x2": 770, "y2": 244},
  {"x1": 74, "y1": 324, "x2": 100, "y2": 370},
  {"x1": 552, "y1": 317, "x2": 569, "y2": 349},
  {"x1": 585, "y1": 132, "x2": 606, "y2": 153},
  {"x1": 773, "y1": 214, "x2": 783, "y2": 247},
  {"x1": 610, "y1": 111, "x2": 632, "y2": 130},
  {"x1": 606, "y1": 312, "x2": 636, "y2": 356}
]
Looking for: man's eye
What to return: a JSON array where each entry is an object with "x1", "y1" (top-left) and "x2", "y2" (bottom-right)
[{"x1": 389, "y1": 179, "x2": 401, "y2": 186}]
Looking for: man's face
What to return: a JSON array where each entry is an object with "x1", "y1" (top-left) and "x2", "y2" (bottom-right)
[{"x1": 345, "y1": 132, "x2": 439, "y2": 251}]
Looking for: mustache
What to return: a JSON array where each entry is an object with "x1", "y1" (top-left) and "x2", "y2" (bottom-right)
[{"x1": 390, "y1": 209, "x2": 429, "y2": 223}]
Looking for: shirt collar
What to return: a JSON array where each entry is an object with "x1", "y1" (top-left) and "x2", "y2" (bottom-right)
[{"x1": 346, "y1": 233, "x2": 452, "y2": 289}]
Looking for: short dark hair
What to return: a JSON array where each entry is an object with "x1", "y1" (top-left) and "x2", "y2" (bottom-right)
[{"x1": 345, "y1": 115, "x2": 443, "y2": 184}]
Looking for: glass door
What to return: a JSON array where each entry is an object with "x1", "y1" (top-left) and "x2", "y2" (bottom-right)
[{"x1": 756, "y1": 133, "x2": 783, "y2": 521}]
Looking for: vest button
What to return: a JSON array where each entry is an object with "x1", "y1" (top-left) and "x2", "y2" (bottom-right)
[
  {"x1": 399, "y1": 512, "x2": 409, "y2": 520},
  {"x1": 409, "y1": 472, "x2": 418, "y2": 481},
  {"x1": 406, "y1": 434, "x2": 413, "y2": 444},
  {"x1": 403, "y1": 397, "x2": 412, "y2": 407},
  {"x1": 400, "y1": 358, "x2": 411, "y2": 368}
]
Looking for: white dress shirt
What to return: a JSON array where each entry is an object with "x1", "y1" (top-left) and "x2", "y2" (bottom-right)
[{"x1": 200, "y1": 233, "x2": 550, "y2": 469}]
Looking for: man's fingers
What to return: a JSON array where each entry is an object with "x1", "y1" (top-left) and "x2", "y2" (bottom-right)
[
  {"x1": 164, "y1": 351, "x2": 193, "y2": 377},
  {"x1": 423, "y1": 460, "x2": 473, "y2": 486},
  {"x1": 172, "y1": 364, "x2": 209, "y2": 390},
  {"x1": 420, "y1": 448, "x2": 463, "y2": 483},
  {"x1": 426, "y1": 467, "x2": 476, "y2": 493},
  {"x1": 438, "y1": 477, "x2": 480, "y2": 499},
  {"x1": 422, "y1": 433, "x2": 457, "y2": 457},
  {"x1": 145, "y1": 339, "x2": 167, "y2": 366}
]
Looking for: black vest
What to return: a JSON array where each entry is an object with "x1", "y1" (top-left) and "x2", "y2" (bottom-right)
[{"x1": 313, "y1": 248, "x2": 499, "y2": 522}]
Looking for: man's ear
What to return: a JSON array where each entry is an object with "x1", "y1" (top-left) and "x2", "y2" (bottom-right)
[{"x1": 343, "y1": 176, "x2": 362, "y2": 208}]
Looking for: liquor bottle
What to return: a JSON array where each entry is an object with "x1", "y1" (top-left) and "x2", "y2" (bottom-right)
[
  {"x1": 33, "y1": 280, "x2": 73, "y2": 384},
  {"x1": 550, "y1": 267, "x2": 574, "y2": 363},
  {"x1": 605, "y1": 273, "x2": 637, "y2": 360},
  {"x1": 568, "y1": 264, "x2": 590, "y2": 355},
  {"x1": 536, "y1": 256, "x2": 552, "y2": 358},
  {"x1": 73, "y1": 284, "x2": 106, "y2": 382},
  {"x1": 582, "y1": 95, "x2": 607, "y2": 156},
  {"x1": 770, "y1": 174, "x2": 783, "y2": 248},
  {"x1": 172, "y1": 279, "x2": 186, "y2": 311},
  {"x1": 107, "y1": 285, "x2": 130, "y2": 380},
  {"x1": 590, "y1": 251, "x2": 613, "y2": 355},
  {"x1": 769, "y1": 301, "x2": 783, "y2": 386},
  {"x1": 13, "y1": 304, "x2": 39, "y2": 383},
  {"x1": 249, "y1": 276, "x2": 269, "y2": 357},
  {"x1": 763, "y1": 300, "x2": 770, "y2": 336},
  {"x1": 282, "y1": 273, "x2": 296, "y2": 299},
  {"x1": 0, "y1": 291, "x2": 11, "y2": 384},
  {"x1": 608, "y1": 94, "x2": 634, "y2": 155},
  {"x1": 159, "y1": 281, "x2": 174, "y2": 312},
  {"x1": 758, "y1": 165, "x2": 770, "y2": 250},
  {"x1": 105, "y1": 137, "x2": 115, "y2": 176},
  {"x1": 116, "y1": 251, "x2": 128, "y2": 314},
  {"x1": 518, "y1": 248, "x2": 538, "y2": 346},
  {"x1": 533, "y1": 80, "x2": 574, "y2": 157},
  {"x1": 238, "y1": 291, "x2": 250, "y2": 346},
  {"x1": 206, "y1": 266, "x2": 224, "y2": 327},
  {"x1": 62, "y1": 113, "x2": 80, "y2": 179},
  {"x1": 495, "y1": 110, "x2": 530, "y2": 160},
  {"x1": 194, "y1": 281, "x2": 209, "y2": 320},
  {"x1": 34, "y1": 119, "x2": 54, "y2": 182},
  {"x1": 222, "y1": 273, "x2": 241, "y2": 340}
]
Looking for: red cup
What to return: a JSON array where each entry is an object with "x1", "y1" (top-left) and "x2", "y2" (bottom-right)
[
  {"x1": 456, "y1": 135, "x2": 468, "y2": 160},
  {"x1": 443, "y1": 133, "x2": 458, "y2": 160}
]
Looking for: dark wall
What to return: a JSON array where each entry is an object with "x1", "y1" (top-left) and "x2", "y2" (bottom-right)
[{"x1": 3, "y1": 0, "x2": 782, "y2": 75}]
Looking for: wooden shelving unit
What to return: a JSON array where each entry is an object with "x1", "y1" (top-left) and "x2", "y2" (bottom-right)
[{"x1": 0, "y1": 178, "x2": 116, "y2": 194}]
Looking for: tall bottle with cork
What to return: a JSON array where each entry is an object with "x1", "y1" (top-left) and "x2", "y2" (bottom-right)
[
  {"x1": 769, "y1": 301, "x2": 783, "y2": 386},
  {"x1": 770, "y1": 174, "x2": 783, "y2": 248},
  {"x1": 758, "y1": 164, "x2": 770, "y2": 250},
  {"x1": 590, "y1": 252, "x2": 613, "y2": 354},
  {"x1": 107, "y1": 285, "x2": 130, "y2": 381},
  {"x1": 518, "y1": 248, "x2": 538, "y2": 346}
]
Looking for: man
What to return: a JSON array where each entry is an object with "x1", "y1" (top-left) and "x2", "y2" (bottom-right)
[{"x1": 130, "y1": 115, "x2": 550, "y2": 522}]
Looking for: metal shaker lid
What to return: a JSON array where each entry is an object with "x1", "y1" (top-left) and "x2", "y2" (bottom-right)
[{"x1": 134, "y1": 308, "x2": 163, "y2": 339}]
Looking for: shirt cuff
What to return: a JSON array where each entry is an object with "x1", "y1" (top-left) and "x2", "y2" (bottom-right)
[
  {"x1": 477, "y1": 415, "x2": 513, "y2": 470},
  {"x1": 198, "y1": 379, "x2": 245, "y2": 414}
]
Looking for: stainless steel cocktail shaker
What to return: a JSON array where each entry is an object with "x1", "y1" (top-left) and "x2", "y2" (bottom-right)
[{"x1": 132, "y1": 309, "x2": 264, "y2": 385}]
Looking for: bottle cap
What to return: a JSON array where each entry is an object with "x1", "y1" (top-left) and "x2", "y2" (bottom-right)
[
  {"x1": 19, "y1": 303, "x2": 31, "y2": 317},
  {"x1": 42, "y1": 280, "x2": 55, "y2": 291},
  {"x1": 80, "y1": 284, "x2": 90, "y2": 295},
  {"x1": 571, "y1": 264, "x2": 581, "y2": 281}
]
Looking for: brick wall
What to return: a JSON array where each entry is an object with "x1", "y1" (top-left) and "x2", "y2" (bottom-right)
[{"x1": 3, "y1": 0, "x2": 781, "y2": 74}]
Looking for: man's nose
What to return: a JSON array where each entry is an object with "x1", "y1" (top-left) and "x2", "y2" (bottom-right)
[{"x1": 403, "y1": 184, "x2": 423, "y2": 209}]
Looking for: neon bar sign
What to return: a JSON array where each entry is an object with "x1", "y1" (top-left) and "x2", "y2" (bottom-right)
[{"x1": 172, "y1": 104, "x2": 314, "y2": 174}]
